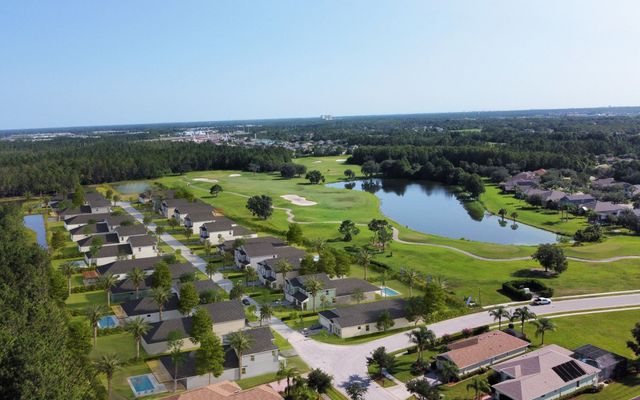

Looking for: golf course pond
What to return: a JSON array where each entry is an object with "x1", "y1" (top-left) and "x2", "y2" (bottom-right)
[{"x1": 326, "y1": 179, "x2": 559, "y2": 245}]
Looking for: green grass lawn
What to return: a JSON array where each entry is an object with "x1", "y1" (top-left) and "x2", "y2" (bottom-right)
[
  {"x1": 117, "y1": 157, "x2": 640, "y2": 308},
  {"x1": 90, "y1": 332, "x2": 142, "y2": 362},
  {"x1": 523, "y1": 309, "x2": 640, "y2": 358},
  {"x1": 66, "y1": 290, "x2": 108, "y2": 310}
]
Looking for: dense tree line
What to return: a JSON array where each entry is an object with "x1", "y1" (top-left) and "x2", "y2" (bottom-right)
[
  {"x1": 0, "y1": 137, "x2": 292, "y2": 196},
  {"x1": 0, "y1": 205, "x2": 102, "y2": 399}
]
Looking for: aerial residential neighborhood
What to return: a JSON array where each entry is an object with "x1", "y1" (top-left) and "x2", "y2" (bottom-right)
[{"x1": 4, "y1": 2, "x2": 640, "y2": 400}]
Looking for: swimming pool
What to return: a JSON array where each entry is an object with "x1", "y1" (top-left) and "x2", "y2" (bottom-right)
[
  {"x1": 379, "y1": 286, "x2": 400, "y2": 297},
  {"x1": 97, "y1": 315, "x2": 119, "y2": 329},
  {"x1": 128, "y1": 374, "x2": 166, "y2": 397}
]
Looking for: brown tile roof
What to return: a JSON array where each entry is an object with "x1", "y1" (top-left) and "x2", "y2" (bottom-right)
[
  {"x1": 440, "y1": 330, "x2": 529, "y2": 369},
  {"x1": 162, "y1": 381, "x2": 282, "y2": 400}
]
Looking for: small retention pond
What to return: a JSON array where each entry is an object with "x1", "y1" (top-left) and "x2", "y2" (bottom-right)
[
  {"x1": 23, "y1": 214, "x2": 48, "y2": 249},
  {"x1": 114, "y1": 182, "x2": 151, "y2": 194},
  {"x1": 326, "y1": 179, "x2": 559, "y2": 245}
]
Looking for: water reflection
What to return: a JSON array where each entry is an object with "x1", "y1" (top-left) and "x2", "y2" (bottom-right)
[{"x1": 326, "y1": 178, "x2": 558, "y2": 245}]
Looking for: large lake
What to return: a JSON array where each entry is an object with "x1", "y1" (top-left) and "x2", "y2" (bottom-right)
[
  {"x1": 24, "y1": 214, "x2": 48, "y2": 249},
  {"x1": 326, "y1": 179, "x2": 559, "y2": 245}
]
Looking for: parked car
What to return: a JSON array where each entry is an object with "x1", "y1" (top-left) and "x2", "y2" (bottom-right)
[
  {"x1": 242, "y1": 298, "x2": 251, "y2": 306},
  {"x1": 532, "y1": 297, "x2": 552, "y2": 305}
]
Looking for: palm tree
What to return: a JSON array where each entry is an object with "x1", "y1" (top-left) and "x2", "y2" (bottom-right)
[
  {"x1": 513, "y1": 306, "x2": 537, "y2": 334},
  {"x1": 357, "y1": 247, "x2": 372, "y2": 280},
  {"x1": 125, "y1": 317, "x2": 151, "y2": 360},
  {"x1": 510, "y1": 211, "x2": 519, "y2": 223},
  {"x1": 408, "y1": 326, "x2": 436, "y2": 362},
  {"x1": 59, "y1": 261, "x2": 75, "y2": 296},
  {"x1": 244, "y1": 267, "x2": 258, "y2": 285},
  {"x1": 498, "y1": 208, "x2": 507, "y2": 221},
  {"x1": 205, "y1": 261, "x2": 218, "y2": 280},
  {"x1": 489, "y1": 306, "x2": 511, "y2": 330},
  {"x1": 532, "y1": 317, "x2": 557, "y2": 344},
  {"x1": 99, "y1": 273, "x2": 118, "y2": 308},
  {"x1": 168, "y1": 335, "x2": 185, "y2": 392},
  {"x1": 151, "y1": 287, "x2": 171, "y2": 321},
  {"x1": 400, "y1": 267, "x2": 420, "y2": 297},
  {"x1": 128, "y1": 267, "x2": 146, "y2": 300},
  {"x1": 439, "y1": 359, "x2": 459, "y2": 383},
  {"x1": 305, "y1": 278, "x2": 323, "y2": 312},
  {"x1": 260, "y1": 303, "x2": 274, "y2": 326},
  {"x1": 94, "y1": 354, "x2": 122, "y2": 398},
  {"x1": 276, "y1": 259, "x2": 293, "y2": 286},
  {"x1": 85, "y1": 304, "x2": 106, "y2": 347},
  {"x1": 466, "y1": 376, "x2": 491, "y2": 400},
  {"x1": 227, "y1": 331, "x2": 254, "y2": 379},
  {"x1": 277, "y1": 361, "x2": 299, "y2": 397}
]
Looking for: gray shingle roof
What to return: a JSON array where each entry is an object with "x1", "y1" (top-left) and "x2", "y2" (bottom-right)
[
  {"x1": 77, "y1": 233, "x2": 120, "y2": 248},
  {"x1": 121, "y1": 293, "x2": 179, "y2": 316},
  {"x1": 115, "y1": 224, "x2": 148, "y2": 237},
  {"x1": 70, "y1": 222, "x2": 110, "y2": 236},
  {"x1": 128, "y1": 235, "x2": 157, "y2": 247},
  {"x1": 97, "y1": 256, "x2": 166, "y2": 276},
  {"x1": 64, "y1": 212, "x2": 111, "y2": 225},
  {"x1": 319, "y1": 298, "x2": 407, "y2": 328},
  {"x1": 200, "y1": 300, "x2": 246, "y2": 324},
  {"x1": 85, "y1": 192, "x2": 111, "y2": 207},
  {"x1": 289, "y1": 273, "x2": 378, "y2": 296},
  {"x1": 160, "y1": 347, "x2": 239, "y2": 379},
  {"x1": 88, "y1": 243, "x2": 133, "y2": 258},
  {"x1": 201, "y1": 218, "x2": 236, "y2": 232}
]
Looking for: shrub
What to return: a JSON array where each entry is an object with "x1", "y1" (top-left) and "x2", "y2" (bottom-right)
[
  {"x1": 502, "y1": 279, "x2": 554, "y2": 301},
  {"x1": 472, "y1": 325, "x2": 490, "y2": 335},
  {"x1": 461, "y1": 328, "x2": 473, "y2": 338},
  {"x1": 410, "y1": 359, "x2": 429, "y2": 376}
]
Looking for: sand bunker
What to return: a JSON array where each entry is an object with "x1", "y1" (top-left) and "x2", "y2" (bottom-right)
[
  {"x1": 228, "y1": 174, "x2": 242, "y2": 177},
  {"x1": 281, "y1": 194, "x2": 317, "y2": 206},
  {"x1": 193, "y1": 178, "x2": 219, "y2": 183},
  {"x1": 312, "y1": 160, "x2": 322, "y2": 164},
  {"x1": 335, "y1": 159, "x2": 347, "y2": 162}
]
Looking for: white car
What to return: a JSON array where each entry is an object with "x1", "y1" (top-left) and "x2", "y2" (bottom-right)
[{"x1": 532, "y1": 297, "x2": 552, "y2": 305}]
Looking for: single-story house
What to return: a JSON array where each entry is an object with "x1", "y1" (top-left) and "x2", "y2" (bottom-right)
[
  {"x1": 491, "y1": 344, "x2": 600, "y2": 400},
  {"x1": 77, "y1": 232, "x2": 120, "y2": 252},
  {"x1": 256, "y1": 248, "x2": 306, "y2": 288},
  {"x1": 96, "y1": 256, "x2": 166, "y2": 279},
  {"x1": 591, "y1": 177, "x2": 627, "y2": 190},
  {"x1": 141, "y1": 300, "x2": 246, "y2": 354},
  {"x1": 158, "y1": 327, "x2": 280, "y2": 389},
  {"x1": 119, "y1": 293, "x2": 181, "y2": 323},
  {"x1": 161, "y1": 380, "x2": 282, "y2": 400},
  {"x1": 500, "y1": 172, "x2": 541, "y2": 193},
  {"x1": 69, "y1": 222, "x2": 111, "y2": 241},
  {"x1": 587, "y1": 201, "x2": 631, "y2": 221},
  {"x1": 559, "y1": 193, "x2": 596, "y2": 207},
  {"x1": 199, "y1": 218, "x2": 257, "y2": 245},
  {"x1": 436, "y1": 330, "x2": 530, "y2": 377},
  {"x1": 318, "y1": 298, "x2": 409, "y2": 339},
  {"x1": 571, "y1": 344, "x2": 627, "y2": 380},
  {"x1": 522, "y1": 188, "x2": 567, "y2": 205},
  {"x1": 284, "y1": 273, "x2": 379, "y2": 310}
]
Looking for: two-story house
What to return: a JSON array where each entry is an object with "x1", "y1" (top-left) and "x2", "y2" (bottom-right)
[{"x1": 284, "y1": 273, "x2": 379, "y2": 309}]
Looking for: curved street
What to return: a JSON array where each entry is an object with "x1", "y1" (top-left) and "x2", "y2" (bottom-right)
[{"x1": 272, "y1": 293, "x2": 640, "y2": 400}]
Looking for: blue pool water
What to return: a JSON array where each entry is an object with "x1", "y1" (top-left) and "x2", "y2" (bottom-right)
[
  {"x1": 130, "y1": 375, "x2": 154, "y2": 393},
  {"x1": 97, "y1": 315, "x2": 118, "y2": 329},
  {"x1": 380, "y1": 287, "x2": 400, "y2": 297}
]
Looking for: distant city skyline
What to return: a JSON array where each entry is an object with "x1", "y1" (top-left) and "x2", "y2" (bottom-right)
[{"x1": 2, "y1": 0, "x2": 640, "y2": 130}]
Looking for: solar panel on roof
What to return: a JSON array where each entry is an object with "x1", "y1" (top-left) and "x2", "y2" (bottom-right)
[{"x1": 552, "y1": 360, "x2": 586, "y2": 382}]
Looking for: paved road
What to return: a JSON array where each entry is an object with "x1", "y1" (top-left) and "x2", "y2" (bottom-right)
[
  {"x1": 272, "y1": 293, "x2": 640, "y2": 400},
  {"x1": 117, "y1": 201, "x2": 225, "y2": 283}
]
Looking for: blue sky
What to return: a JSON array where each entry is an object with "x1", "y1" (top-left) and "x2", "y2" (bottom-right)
[{"x1": 1, "y1": 1, "x2": 640, "y2": 129}]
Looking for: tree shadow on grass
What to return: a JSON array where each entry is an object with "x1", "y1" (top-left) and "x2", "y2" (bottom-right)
[{"x1": 511, "y1": 268, "x2": 558, "y2": 279}]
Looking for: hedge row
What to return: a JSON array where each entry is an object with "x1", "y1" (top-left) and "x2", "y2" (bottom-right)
[{"x1": 502, "y1": 279, "x2": 553, "y2": 301}]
